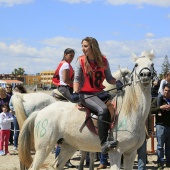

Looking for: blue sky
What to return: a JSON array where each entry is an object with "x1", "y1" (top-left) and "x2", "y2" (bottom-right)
[{"x1": 0, "y1": 0, "x2": 170, "y2": 75}]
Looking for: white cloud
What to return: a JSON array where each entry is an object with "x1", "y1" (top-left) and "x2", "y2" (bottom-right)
[
  {"x1": 59, "y1": 0, "x2": 170, "y2": 7},
  {"x1": 59, "y1": 0, "x2": 92, "y2": 4},
  {"x1": 106, "y1": 0, "x2": 170, "y2": 7},
  {"x1": 167, "y1": 14, "x2": 170, "y2": 19},
  {"x1": 0, "y1": 37, "x2": 170, "y2": 74},
  {"x1": 0, "y1": 0, "x2": 33, "y2": 7},
  {"x1": 145, "y1": 33, "x2": 155, "y2": 38}
]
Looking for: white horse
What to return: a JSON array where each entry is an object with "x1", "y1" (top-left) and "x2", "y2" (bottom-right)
[
  {"x1": 11, "y1": 92, "x2": 56, "y2": 129},
  {"x1": 18, "y1": 50, "x2": 155, "y2": 170},
  {"x1": 14, "y1": 68, "x2": 130, "y2": 170}
]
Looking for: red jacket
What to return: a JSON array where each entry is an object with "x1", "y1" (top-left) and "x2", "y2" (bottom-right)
[
  {"x1": 79, "y1": 55, "x2": 108, "y2": 92},
  {"x1": 52, "y1": 61, "x2": 74, "y2": 87}
]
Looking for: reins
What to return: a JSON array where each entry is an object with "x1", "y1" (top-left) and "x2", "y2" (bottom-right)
[{"x1": 77, "y1": 82, "x2": 132, "y2": 102}]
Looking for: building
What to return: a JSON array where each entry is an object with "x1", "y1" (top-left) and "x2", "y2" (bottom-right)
[
  {"x1": 40, "y1": 70, "x2": 55, "y2": 88},
  {"x1": 0, "y1": 71, "x2": 55, "y2": 89},
  {"x1": 0, "y1": 79, "x2": 23, "y2": 88},
  {"x1": 18, "y1": 75, "x2": 41, "y2": 88}
]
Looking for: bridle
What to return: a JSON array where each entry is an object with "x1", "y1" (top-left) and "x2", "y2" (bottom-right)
[{"x1": 129, "y1": 63, "x2": 157, "y2": 84}]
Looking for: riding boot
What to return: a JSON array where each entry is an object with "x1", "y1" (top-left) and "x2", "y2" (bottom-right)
[{"x1": 98, "y1": 114, "x2": 118, "y2": 154}]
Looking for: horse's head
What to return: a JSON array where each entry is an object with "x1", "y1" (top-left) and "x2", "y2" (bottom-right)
[{"x1": 131, "y1": 50, "x2": 156, "y2": 85}]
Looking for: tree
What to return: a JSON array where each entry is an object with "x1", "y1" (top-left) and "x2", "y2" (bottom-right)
[
  {"x1": 161, "y1": 55, "x2": 170, "y2": 75},
  {"x1": 12, "y1": 67, "x2": 25, "y2": 76}
]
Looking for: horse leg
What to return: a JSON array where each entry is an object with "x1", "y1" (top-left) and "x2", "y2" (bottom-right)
[
  {"x1": 123, "y1": 151, "x2": 136, "y2": 170},
  {"x1": 78, "y1": 151, "x2": 87, "y2": 170},
  {"x1": 89, "y1": 152, "x2": 95, "y2": 170},
  {"x1": 28, "y1": 147, "x2": 52, "y2": 170},
  {"x1": 109, "y1": 151, "x2": 122, "y2": 170},
  {"x1": 52, "y1": 144, "x2": 77, "y2": 170}
]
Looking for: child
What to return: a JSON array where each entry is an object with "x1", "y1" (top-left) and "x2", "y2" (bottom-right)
[{"x1": 0, "y1": 104, "x2": 13, "y2": 156}]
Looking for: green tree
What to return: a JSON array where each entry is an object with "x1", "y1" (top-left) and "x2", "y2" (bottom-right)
[
  {"x1": 12, "y1": 67, "x2": 25, "y2": 76},
  {"x1": 161, "y1": 55, "x2": 170, "y2": 75}
]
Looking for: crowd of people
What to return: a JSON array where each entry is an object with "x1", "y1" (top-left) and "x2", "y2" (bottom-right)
[
  {"x1": 0, "y1": 36, "x2": 170, "y2": 170},
  {"x1": 0, "y1": 84, "x2": 27, "y2": 156}
]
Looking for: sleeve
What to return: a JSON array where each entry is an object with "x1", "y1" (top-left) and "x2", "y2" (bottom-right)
[
  {"x1": 2, "y1": 114, "x2": 14, "y2": 124},
  {"x1": 62, "y1": 63, "x2": 70, "y2": 70},
  {"x1": 158, "y1": 80, "x2": 166, "y2": 95},
  {"x1": 74, "y1": 59, "x2": 84, "y2": 84},
  {"x1": 0, "y1": 114, "x2": 3, "y2": 125},
  {"x1": 104, "y1": 60, "x2": 116, "y2": 83},
  {"x1": 9, "y1": 97, "x2": 14, "y2": 111},
  {"x1": 150, "y1": 98, "x2": 161, "y2": 115}
]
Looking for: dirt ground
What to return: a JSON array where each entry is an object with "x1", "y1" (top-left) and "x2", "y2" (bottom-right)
[
  {"x1": 0, "y1": 142, "x2": 170, "y2": 170},
  {"x1": 0, "y1": 90, "x2": 170, "y2": 170}
]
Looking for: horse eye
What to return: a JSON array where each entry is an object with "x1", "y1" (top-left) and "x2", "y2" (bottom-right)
[{"x1": 135, "y1": 63, "x2": 138, "y2": 67}]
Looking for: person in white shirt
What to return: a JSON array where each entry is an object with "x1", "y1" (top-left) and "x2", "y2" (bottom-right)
[
  {"x1": 157, "y1": 72, "x2": 170, "y2": 106},
  {"x1": 52, "y1": 48, "x2": 75, "y2": 102},
  {"x1": 0, "y1": 104, "x2": 13, "y2": 155}
]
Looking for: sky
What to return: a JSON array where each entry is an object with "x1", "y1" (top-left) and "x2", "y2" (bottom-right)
[{"x1": 0, "y1": 0, "x2": 170, "y2": 75}]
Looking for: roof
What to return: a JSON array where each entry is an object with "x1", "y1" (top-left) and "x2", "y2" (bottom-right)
[{"x1": 0, "y1": 79, "x2": 23, "y2": 84}]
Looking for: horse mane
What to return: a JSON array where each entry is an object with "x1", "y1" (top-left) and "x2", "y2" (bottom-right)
[{"x1": 120, "y1": 85, "x2": 139, "y2": 115}]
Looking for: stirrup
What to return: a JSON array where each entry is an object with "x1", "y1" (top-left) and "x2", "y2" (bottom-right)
[{"x1": 101, "y1": 140, "x2": 118, "y2": 154}]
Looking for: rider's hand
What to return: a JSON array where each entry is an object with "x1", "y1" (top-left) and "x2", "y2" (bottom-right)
[
  {"x1": 116, "y1": 80, "x2": 123, "y2": 91},
  {"x1": 71, "y1": 93, "x2": 79, "y2": 103}
]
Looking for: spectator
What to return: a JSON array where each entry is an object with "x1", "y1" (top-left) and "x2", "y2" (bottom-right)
[
  {"x1": 97, "y1": 153, "x2": 109, "y2": 169},
  {"x1": 0, "y1": 87, "x2": 11, "y2": 113},
  {"x1": 55, "y1": 145, "x2": 76, "y2": 168},
  {"x1": 0, "y1": 104, "x2": 13, "y2": 155},
  {"x1": 150, "y1": 83, "x2": 170, "y2": 169},
  {"x1": 151, "y1": 79, "x2": 160, "y2": 98},
  {"x1": 5, "y1": 84, "x2": 13, "y2": 97},
  {"x1": 157, "y1": 72, "x2": 170, "y2": 106},
  {"x1": 5, "y1": 84, "x2": 14, "y2": 146}
]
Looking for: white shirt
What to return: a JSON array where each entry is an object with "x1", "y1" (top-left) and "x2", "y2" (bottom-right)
[
  {"x1": 0, "y1": 112, "x2": 13, "y2": 130},
  {"x1": 59, "y1": 62, "x2": 70, "y2": 85},
  {"x1": 158, "y1": 79, "x2": 167, "y2": 95}
]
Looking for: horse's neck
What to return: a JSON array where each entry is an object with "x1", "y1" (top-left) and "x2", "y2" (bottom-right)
[{"x1": 118, "y1": 82, "x2": 151, "y2": 122}]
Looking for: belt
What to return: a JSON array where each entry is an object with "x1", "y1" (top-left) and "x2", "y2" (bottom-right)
[{"x1": 58, "y1": 85, "x2": 69, "y2": 88}]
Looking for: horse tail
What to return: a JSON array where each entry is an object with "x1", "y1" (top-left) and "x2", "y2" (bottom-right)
[
  {"x1": 18, "y1": 111, "x2": 38, "y2": 168},
  {"x1": 12, "y1": 93, "x2": 27, "y2": 129}
]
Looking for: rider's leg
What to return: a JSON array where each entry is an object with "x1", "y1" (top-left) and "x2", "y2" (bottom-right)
[
  {"x1": 80, "y1": 94, "x2": 118, "y2": 154},
  {"x1": 58, "y1": 86, "x2": 74, "y2": 102}
]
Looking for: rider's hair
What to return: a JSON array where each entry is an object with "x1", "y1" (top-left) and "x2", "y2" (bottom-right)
[
  {"x1": 62, "y1": 48, "x2": 75, "y2": 61},
  {"x1": 81, "y1": 37, "x2": 105, "y2": 74}
]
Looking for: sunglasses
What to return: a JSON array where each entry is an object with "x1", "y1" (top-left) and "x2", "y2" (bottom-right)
[{"x1": 6, "y1": 87, "x2": 12, "y2": 89}]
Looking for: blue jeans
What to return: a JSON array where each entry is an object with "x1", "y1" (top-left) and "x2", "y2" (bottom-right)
[
  {"x1": 13, "y1": 117, "x2": 19, "y2": 148},
  {"x1": 137, "y1": 139, "x2": 146, "y2": 170},
  {"x1": 55, "y1": 146, "x2": 61, "y2": 158},
  {"x1": 156, "y1": 125, "x2": 170, "y2": 165},
  {"x1": 99, "y1": 153, "x2": 109, "y2": 165}
]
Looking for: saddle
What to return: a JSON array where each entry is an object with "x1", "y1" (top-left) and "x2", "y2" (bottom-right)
[{"x1": 53, "y1": 89, "x2": 68, "y2": 101}]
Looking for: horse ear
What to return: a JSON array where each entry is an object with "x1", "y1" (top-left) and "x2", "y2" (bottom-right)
[
  {"x1": 131, "y1": 52, "x2": 138, "y2": 61},
  {"x1": 149, "y1": 49, "x2": 154, "y2": 60}
]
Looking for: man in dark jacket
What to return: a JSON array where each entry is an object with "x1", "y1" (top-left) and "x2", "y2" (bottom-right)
[{"x1": 150, "y1": 83, "x2": 170, "y2": 169}]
